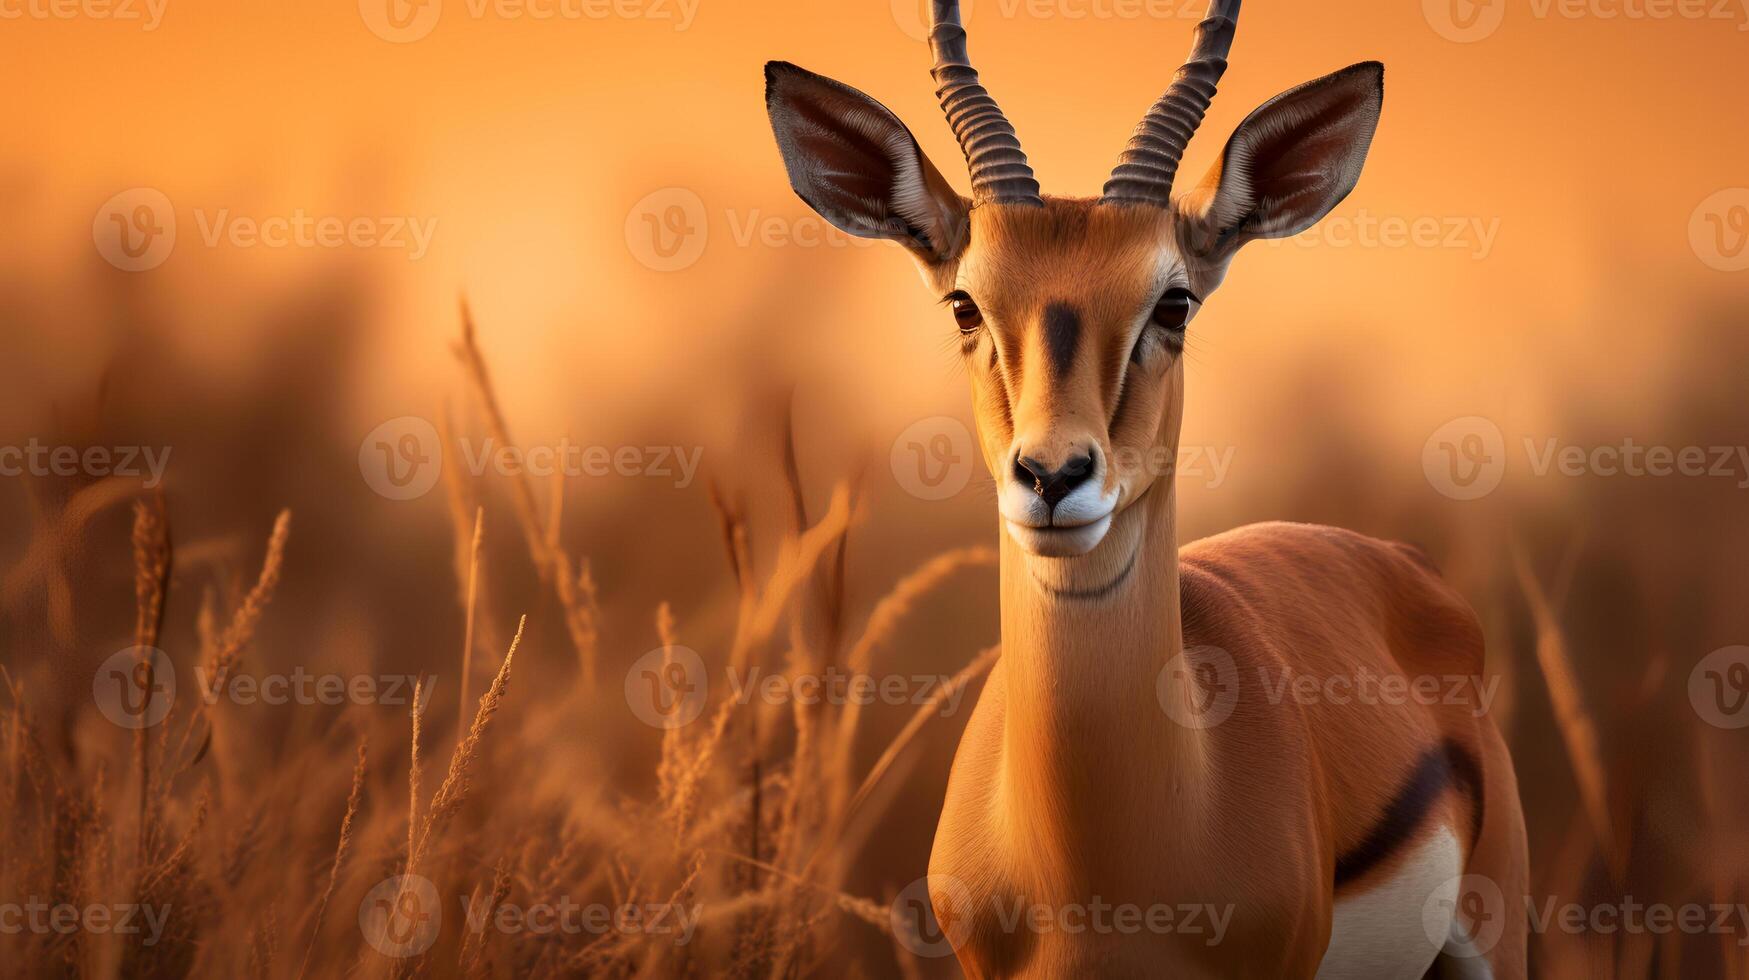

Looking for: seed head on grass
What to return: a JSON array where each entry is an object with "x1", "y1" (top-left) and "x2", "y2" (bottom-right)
[
  {"x1": 414, "y1": 615, "x2": 525, "y2": 871},
  {"x1": 408, "y1": 678, "x2": 425, "y2": 878},
  {"x1": 296, "y1": 739, "x2": 367, "y2": 980},
  {"x1": 203, "y1": 509, "x2": 291, "y2": 687}
]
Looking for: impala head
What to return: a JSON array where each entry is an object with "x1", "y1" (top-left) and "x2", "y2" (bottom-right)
[{"x1": 765, "y1": 0, "x2": 1382, "y2": 560}]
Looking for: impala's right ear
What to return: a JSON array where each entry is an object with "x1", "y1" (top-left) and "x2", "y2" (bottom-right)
[{"x1": 764, "y1": 61, "x2": 970, "y2": 266}]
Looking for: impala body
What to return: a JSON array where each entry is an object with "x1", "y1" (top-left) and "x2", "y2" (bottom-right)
[{"x1": 764, "y1": 2, "x2": 1527, "y2": 976}]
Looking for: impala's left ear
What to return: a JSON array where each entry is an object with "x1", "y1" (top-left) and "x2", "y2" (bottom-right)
[{"x1": 1179, "y1": 61, "x2": 1384, "y2": 264}]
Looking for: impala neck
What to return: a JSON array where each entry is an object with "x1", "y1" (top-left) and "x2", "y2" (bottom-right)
[{"x1": 996, "y1": 478, "x2": 1207, "y2": 892}]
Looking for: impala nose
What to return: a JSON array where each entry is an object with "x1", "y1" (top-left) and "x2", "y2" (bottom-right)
[{"x1": 1014, "y1": 451, "x2": 1096, "y2": 512}]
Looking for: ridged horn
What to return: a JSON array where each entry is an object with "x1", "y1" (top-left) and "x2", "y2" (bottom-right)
[
  {"x1": 1102, "y1": 0, "x2": 1241, "y2": 207},
  {"x1": 928, "y1": 0, "x2": 1043, "y2": 206}
]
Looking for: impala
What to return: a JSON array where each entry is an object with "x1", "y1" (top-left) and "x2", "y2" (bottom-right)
[{"x1": 764, "y1": 1, "x2": 1527, "y2": 975}]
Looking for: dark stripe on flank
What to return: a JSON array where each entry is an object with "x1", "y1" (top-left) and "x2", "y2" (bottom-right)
[
  {"x1": 1333, "y1": 738, "x2": 1485, "y2": 888},
  {"x1": 1042, "y1": 302, "x2": 1081, "y2": 379}
]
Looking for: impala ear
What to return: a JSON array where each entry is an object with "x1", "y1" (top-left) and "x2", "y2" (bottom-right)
[
  {"x1": 764, "y1": 61, "x2": 970, "y2": 266},
  {"x1": 1179, "y1": 61, "x2": 1384, "y2": 263}
]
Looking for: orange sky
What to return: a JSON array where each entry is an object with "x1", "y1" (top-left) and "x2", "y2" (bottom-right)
[{"x1": 3, "y1": 0, "x2": 1746, "y2": 470}]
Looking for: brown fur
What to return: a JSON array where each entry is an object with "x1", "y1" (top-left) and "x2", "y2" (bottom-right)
[
  {"x1": 921, "y1": 200, "x2": 1528, "y2": 978},
  {"x1": 762, "y1": 40, "x2": 1518, "y2": 978}
]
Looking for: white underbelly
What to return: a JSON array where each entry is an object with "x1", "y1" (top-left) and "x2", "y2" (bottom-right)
[{"x1": 1316, "y1": 826, "x2": 1476, "y2": 980}]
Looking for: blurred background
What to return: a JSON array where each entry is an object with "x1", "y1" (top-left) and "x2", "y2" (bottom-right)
[{"x1": 3, "y1": 0, "x2": 1748, "y2": 975}]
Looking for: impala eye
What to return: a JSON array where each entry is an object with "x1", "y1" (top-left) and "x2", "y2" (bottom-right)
[
  {"x1": 1132, "y1": 287, "x2": 1198, "y2": 365},
  {"x1": 947, "y1": 291, "x2": 983, "y2": 335},
  {"x1": 1152, "y1": 287, "x2": 1195, "y2": 336}
]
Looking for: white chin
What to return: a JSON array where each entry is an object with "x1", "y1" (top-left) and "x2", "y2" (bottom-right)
[{"x1": 1004, "y1": 514, "x2": 1113, "y2": 557}]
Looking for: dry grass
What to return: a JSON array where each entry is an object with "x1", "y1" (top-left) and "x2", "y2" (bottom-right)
[
  {"x1": 297, "y1": 738, "x2": 367, "y2": 980},
  {"x1": 3, "y1": 305, "x2": 1746, "y2": 979},
  {"x1": 0, "y1": 312, "x2": 1002, "y2": 979}
]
